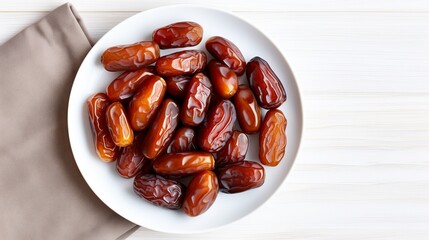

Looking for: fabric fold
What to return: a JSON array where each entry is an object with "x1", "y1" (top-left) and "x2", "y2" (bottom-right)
[{"x1": 0, "y1": 3, "x2": 135, "y2": 239}]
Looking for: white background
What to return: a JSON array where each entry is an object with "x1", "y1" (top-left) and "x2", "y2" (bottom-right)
[{"x1": 1, "y1": 1, "x2": 428, "y2": 239}]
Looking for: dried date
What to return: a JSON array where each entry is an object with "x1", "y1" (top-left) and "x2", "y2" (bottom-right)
[
  {"x1": 205, "y1": 36, "x2": 246, "y2": 75},
  {"x1": 216, "y1": 161, "x2": 265, "y2": 193},
  {"x1": 215, "y1": 131, "x2": 248, "y2": 167},
  {"x1": 181, "y1": 73, "x2": 212, "y2": 126},
  {"x1": 259, "y1": 109, "x2": 287, "y2": 166},
  {"x1": 153, "y1": 152, "x2": 214, "y2": 176},
  {"x1": 106, "y1": 67, "x2": 155, "y2": 101},
  {"x1": 153, "y1": 21, "x2": 203, "y2": 49},
  {"x1": 182, "y1": 170, "x2": 218, "y2": 216},
  {"x1": 155, "y1": 50, "x2": 207, "y2": 77},
  {"x1": 106, "y1": 102, "x2": 134, "y2": 147},
  {"x1": 233, "y1": 84, "x2": 261, "y2": 134}
]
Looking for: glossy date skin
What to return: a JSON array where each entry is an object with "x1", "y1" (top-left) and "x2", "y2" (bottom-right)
[
  {"x1": 101, "y1": 41, "x2": 160, "y2": 72},
  {"x1": 116, "y1": 133, "x2": 147, "y2": 178},
  {"x1": 165, "y1": 75, "x2": 192, "y2": 100},
  {"x1": 87, "y1": 93, "x2": 119, "y2": 162},
  {"x1": 155, "y1": 50, "x2": 207, "y2": 77},
  {"x1": 106, "y1": 66, "x2": 155, "y2": 102},
  {"x1": 181, "y1": 73, "x2": 212, "y2": 126},
  {"x1": 153, "y1": 152, "x2": 214, "y2": 176},
  {"x1": 207, "y1": 59, "x2": 238, "y2": 99},
  {"x1": 142, "y1": 99, "x2": 179, "y2": 159},
  {"x1": 106, "y1": 102, "x2": 134, "y2": 147},
  {"x1": 259, "y1": 109, "x2": 287, "y2": 166},
  {"x1": 216, "y1": 161, "x2": 265, "y2": 193},
  {"x1": 205, "y1": 36, "x2": 246, "y2": 76},
  {"x1": 246, "y1": 57, "x2": 286, "y2": 109},
  {"x1": 167, "y1": 127, "x2": 197, "y2": 153},
  {"x1": 153, "y1": 21, "x2": 203, "y2": 49},
  {"x1": 128, "y1": 75, "x2": 166, "y2": 131},
  {"x1": 215, "y1": 131, "x2": 248, "y2": 167},
  {"x1": 198, "y1": 100, "x2": 236, "y2": 152},
  {"x1": 134, "y1": 174, "x2": 185, "y2": 209},
  {"x1": 182, "y1": 170, "x2": 219, "y2": 217},
  {"x1": 233, "y1": 85, "x2": 261, "y2": 134}
]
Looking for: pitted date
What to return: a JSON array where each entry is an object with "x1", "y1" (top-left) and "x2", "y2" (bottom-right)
[
  {"x1": 259, "y1": 109, "x2": 287, "y2": 166},
  {"x1": 167, "y1": 127, "x2": 197, "y2": 153},
  {"x1": 207, "y1": 59, "x2": 238, "y2": 99},
  {"x1": 165, "y1": 75, "x2": 192, "y2": 100},
  {"x1": 215, "y1": 131, "x2": 248, "y2": 167},
  {"x1": 134, "y1": 174, "x2": 185, "y2": 209},
  {"x1": 142, "y1": 99, "x2": 179, "y2": 159},
  {"x1": 106, "y1": 102, "x2": 134, "y2": 147},
  {"x1": 106, "y1": 66, "x2": 155, "y2": 101},
  {"x1": 216, "y1": 161, "x2": 265, "y2": 193},
  {"x1": 205, "y1": 36, "x2": 246, "y2": 76},
  {"x1": 246, "y1": 57, "x2": 286, "y2": 109},
  {"x1": 181, "y1": 73, "x2": 212, "y2": 126},
  {"x1": 153, "y1": 21, "x2": 203, "y2": 49},
  {"x1": 155, "y1": 50, "x2": 207, "y2": 77},
  {"x1": 233, "y1": 84, "x2": 261, "y2": 134},
  {"x1": 101, "y1": 41, "x2": 160, "y2": 72},
  {"x1": 128, "y1": 75, "x2": 166, "y2": 131},
  {"x1": 116, "y1": 133, "x2": 147, "y2": 178},
  {"x1": 182, "y1": 170, "x2": 218, "y2": 217},
  {"x1": 198, "y1": 100, "x2": 236, "y2": 152},
  {"x1": 87, "y1": 93, "x2": 119, "y2": 162},
  {"x1": 153, "y1": 152, "x2": 214, "y2": 176}
]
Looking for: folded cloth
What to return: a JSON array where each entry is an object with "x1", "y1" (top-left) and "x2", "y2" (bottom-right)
[{"x1": 0, "y1": 3, "x2": 135, "y2": 239}]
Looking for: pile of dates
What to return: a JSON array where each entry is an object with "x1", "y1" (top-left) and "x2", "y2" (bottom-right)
[{"x1": 87, "y1": 21, "x2": 287, "y2": 217}]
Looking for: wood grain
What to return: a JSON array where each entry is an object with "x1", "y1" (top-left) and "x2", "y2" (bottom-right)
[{"x1": 1, "y1": 1, "x2": 428, "y2": 239}]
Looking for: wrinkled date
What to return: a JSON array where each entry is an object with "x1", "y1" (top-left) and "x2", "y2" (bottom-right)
[
  {"x1": 155, "y1": 50, "x2": 207, "y2": 77},
  {"x1": 216, "y1": 161, "x2": 265, "y2": 193},
  {"x1": 101, "y1": 41, "x2": 160, "y2": 72},
  {"x1": 215, "y1": 131, "x2": 248, "y2": 167},
  {"x1": 259, "y1": 109, "x2": 287, "y2": 166},
  {"x1": 167, "y1": 127, "x2": 197, "y2": 153},
  {"x1": 182, "y1": 170, "x2": 219, "y2": 217},
  {"x1": 134, "y1": 174, "x2": 185, "y2": 209},
  {"x1": 153, "y1": 21, "x2": 203, "y2": 49},
  {"x1": 233, "y1": 84, "x2": 261, "y2": 134},
  {"x1": 106, "y1": 66, "x2": 155, "y2": 101},
  {"x1": 246, "y1": 57, "x2": 286, "y2": 109},
  {"x1": 128, "y1": 75, "x2": 166, "y2": 131},
  {"x1": 106, "y1": 102, "x2": 134, "y2": 147},
  {"x1": 207, "y1": 59, "x2": 238, "y2": 99},
  {"x1": 205, "y1": 36, "x2": 246, "y2": 76},
  {"x1": 198, "y1": 100, "x2": 236, "y2": 152},
  {"x1": 142, "y1": 99, "x2": 179, "y2": 159},
  {"x1": 181, "y1": 73, "x2": 212, "y2": 126},
  {"x1": 116, "y1": 133, "x2": 147, "y2": 178},
  {"x1": 87, "y1": 93, "x2": 119, "y2": 162},
  {"x1": 165, "y1": 75, "x2": 192, "y2": 100},
  {"x1": 153, "y1": 152, "x2": 214, "y2": 176}
]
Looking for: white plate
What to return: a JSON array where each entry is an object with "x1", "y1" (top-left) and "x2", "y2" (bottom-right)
[{"x1": 68, "y1": 5, "x2": 303, "y2": 234}]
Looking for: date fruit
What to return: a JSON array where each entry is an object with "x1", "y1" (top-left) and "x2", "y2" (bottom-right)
[
  {"x1": 153, "y1": 21, "x2": 203, "y2": 49},
  {"x1": 215, "y1": 131, "x2": 248, "y2": 167},
  {"x1": 198, "y1": 100, "x2": 236, "y2": 152},
  {"x1": 153, "y1": 152, "x2": 214, "y2": 176},
  {"x1": 142, "y1": 99, "x2": 179, "y2": 159},
  {"x1": 106, "y1": 67, "x2": 155, "y2": 101},
  {"x1": 134, "y1": 174, "x2": 185, "y2": 209},
  {"x1": 168, "y1": 127, "x2": 197, "y2": 153},
  {"x1": 155, "y1": 50, "x2": 207, "y2": 77},
  {"x1": 233, "y1": 84, "x2": 261, "y2": 134},
  {"x1": 101, "y1": 41, "x2": 160, "y2": 72},
  {"x1": 181, "y1": 73, "x2": 212, "y2": 126},
  {"x1": 216, "y1": 161, "x2": 265, "y2": 193},
  {"x1": 259, "y1": 109, "x2": 287, "y2": 166},
  {"x1": 182, "y1": 170, "x2": 219, "y2": 217},
  {"x1": 87, "y1": 93, "x2": 119, "y2": 162},
  {"x1": 106, "y1": 102, "x2": 134, "y2": 147},
  {"x1": 205, "y1": 36, "x2": 246, "y2": 76},
  {"x1": 128, "y1": 75, "x2": 166, "y2": 131},
  {"x1": 116, "y1": 133, "x2": 147, "y2": 178},
  {"x1": 246, "y1": 56, "x2": 286, "y2": 109},
  {"x1": 165, "y1": 75, "x2": 192, "y2": 100},
  {"x1": 207, "y1": 59, "x2": 238, "y2": 99}
]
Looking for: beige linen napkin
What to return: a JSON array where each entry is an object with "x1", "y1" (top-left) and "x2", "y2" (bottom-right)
[{"x1": 0, "y1": 3, "x2": 136, "y2": 239}]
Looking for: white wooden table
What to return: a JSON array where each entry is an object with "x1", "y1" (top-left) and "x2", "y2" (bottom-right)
[{"x1": 2, "y1": 1, "x2": 428, "y2": 239}]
